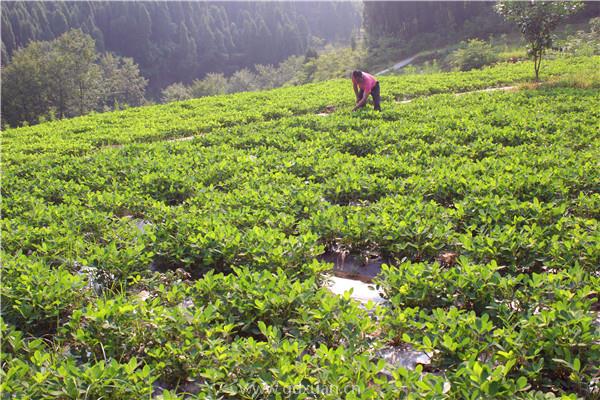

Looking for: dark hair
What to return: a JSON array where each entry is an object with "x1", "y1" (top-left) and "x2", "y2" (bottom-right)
[{"x1": 352, "y1": 70, "x2": 362, "y2": 80}]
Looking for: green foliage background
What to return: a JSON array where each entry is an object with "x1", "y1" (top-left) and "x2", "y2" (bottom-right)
[{"x1": 1, "y1": 1, "x2": 361, "y2": 93}]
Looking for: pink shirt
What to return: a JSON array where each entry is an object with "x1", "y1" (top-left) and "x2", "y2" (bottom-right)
[{"x1": 352, "y1": 72, "x2": 377, "y2": 93}]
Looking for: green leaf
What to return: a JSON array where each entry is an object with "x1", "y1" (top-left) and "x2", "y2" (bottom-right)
[{"x1": 572, "y1": 358, "x2": 580, "y2": 372}]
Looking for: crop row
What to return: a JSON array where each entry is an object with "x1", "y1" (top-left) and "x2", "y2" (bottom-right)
[
  {"x1": 2, "y1": 56, "x2": 597, "y2": 163},
  {"x1": 377, "y1": 261, "x2": 598, "y2": 396},
  {"x1": 5, "y1": 258, "x2": 596, "y2": 399},
  {"x1": 4, "y1": 89, "x2": 597, "y2": 279}
]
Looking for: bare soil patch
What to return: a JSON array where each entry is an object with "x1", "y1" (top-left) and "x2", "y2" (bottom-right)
[
  {"x1": 320, "y1": 251, "x2": 386, "y2": 283},
  {"x1": 395, "y1": 85, "x2": 518, "y2": 104}
]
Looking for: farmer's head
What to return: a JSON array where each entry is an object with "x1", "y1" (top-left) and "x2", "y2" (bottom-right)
[{"x1": 352, "y1": 70, "x2": 363, "y2": 82}]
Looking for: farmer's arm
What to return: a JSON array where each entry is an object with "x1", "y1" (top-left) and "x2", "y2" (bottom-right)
[
  {"x1": 353, "y1": 82, "x2": 359, "y2": 99},
  {"x1": 353, "y1": 90, "x2": 370, "y2": 111}
]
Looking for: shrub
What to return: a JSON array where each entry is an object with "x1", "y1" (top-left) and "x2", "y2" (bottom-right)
[
  {"x1": 448, "y1": 39, "x2": 499, "y2": 71},
  {"x1": 559, "y1": 18, "x2": 600, "y2": 57},
  {"x1": 190, "y1": 73, "x2": 228, "y2": 97},
  {"x1": 1, "y1": 321, "x2": 157, "y2": 399},
  {"x1": 0, "y1": 253, "x2": 89, "y2": 334},
  {"x1": 161, "y1": 83, "x2": 192, "y2": 103}
]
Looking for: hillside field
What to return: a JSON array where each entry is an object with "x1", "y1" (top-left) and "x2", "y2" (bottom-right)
[{"x1": 1, "y1": 56, "x2": 599, "y2": 399}]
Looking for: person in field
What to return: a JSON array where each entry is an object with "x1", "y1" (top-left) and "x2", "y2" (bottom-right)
[{"x1": 352, "y1": 70, "x2": 381, "y2": 112}]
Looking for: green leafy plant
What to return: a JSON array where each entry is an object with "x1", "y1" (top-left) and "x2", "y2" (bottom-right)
[
  {"x1": 2, "y1": 55, "x2": 598, "y2": 399},
  {"x1": 448, "y1": 39, "x2": 499, "y2": 71}
]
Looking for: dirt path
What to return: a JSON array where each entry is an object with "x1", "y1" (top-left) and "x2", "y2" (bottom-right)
[
  {"x1": 395, "y1": 85, "x2": 518, "y2": 104},
  {"x1": 101, "y1": 134, "x2": 199, "y2": 150},
  {"x1": 167, "y1": 135, "x2": 197, "y2": 142},
  {"x1": 455, "y1": 85, "x2": 518, "y2": 96},
  {"x1": 376, "y1": 55, "x2": 418, "y2": 75}
]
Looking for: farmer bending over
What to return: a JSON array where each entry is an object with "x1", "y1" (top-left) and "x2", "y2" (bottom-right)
[{"x1": 352, "y1": 70, "x2": 381, "y2": 112}]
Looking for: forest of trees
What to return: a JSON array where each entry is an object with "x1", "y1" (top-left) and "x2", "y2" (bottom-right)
[
  {"x1": 363, "y1": 1, "x2": 600, "y2": 56},
  {"x1": 364, "y1": 2, "x2": 507, "y2": 45},
  {"x1": 159, "y1": 44, "x2": 365, "y2": 104},
  {"x1": 1, "y1": 1, "x2": 361, "y2": 94},
  {"x1": 2, "y1": 30, "x2": 147, "y2": 127}
]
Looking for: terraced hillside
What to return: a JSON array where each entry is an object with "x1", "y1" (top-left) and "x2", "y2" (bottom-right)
[{"x1": 2, "y1": 56, "x2": 599, "y2": 399}]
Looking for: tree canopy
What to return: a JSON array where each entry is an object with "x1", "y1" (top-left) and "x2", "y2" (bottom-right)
[
  {"x1": 1, "y1": 30, "x2": 147, "y2": 127},
  {"x1": 1, "y1": 2, "x2": 361, "y2": 94},
  {"x1": 496, "y1": 1, "x2": 584, "y2": 80}
]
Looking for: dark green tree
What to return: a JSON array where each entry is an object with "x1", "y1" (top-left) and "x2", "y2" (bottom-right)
[
  {"x1": 48, "y1": 29, "x2": 99, "y2": 117},
  {"x1": 227, "y1": 68, "x2": 256, "y2": 93},
  {"x1": 173, "y1": 24, "x2": 198, "y2": 81},
  {"x1": 1, "y1": 1, "x2": 362, "y2": 96},
  {"x1": 190, "y1": 72, "x2": 228, "y2": 97},
  {"x1": 50, "y1": 9, "x2": 68, "y2": 37},
  {"x1": 98, "y1": 53, "x2": 147, "y2": 110},
  {"x1": 160, "y1": 82, "x2": 192, "y2": 103},
  {"x1": 2, "y1": 11, "x2": 17, "y2": 58},
  {"x1": 1, "y1": 29, "x2": 147, "y2": 126},
  {"x1": 1, "y1": 41, "x2": 50, "y2": 125}
]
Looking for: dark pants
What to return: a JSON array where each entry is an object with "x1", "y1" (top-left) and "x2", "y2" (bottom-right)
[{"x1": 357, "y1": 82, "x2": 381, "y2": 111}]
